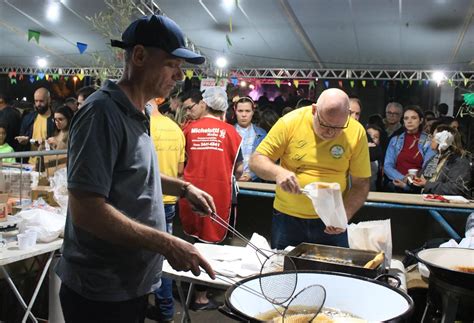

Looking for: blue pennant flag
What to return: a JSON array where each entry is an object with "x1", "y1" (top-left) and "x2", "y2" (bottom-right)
[{"x1": 76, "y1": 42, "x2": 88, "y2": 54}]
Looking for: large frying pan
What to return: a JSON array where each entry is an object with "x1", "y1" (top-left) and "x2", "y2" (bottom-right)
[{"x1": 406, "y1": 248, "x2": 474, "y2": 288}]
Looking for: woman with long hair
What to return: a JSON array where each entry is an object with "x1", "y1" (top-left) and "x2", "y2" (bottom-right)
[
  {"x1": 47, "y1": 105, "x2": 74, "y2": 149},
  {"x1": 412, "y1": 125, "x2": 471, "y2": 198},
  {"x1": 384, "y1": 105, "x2": 436, "y2": 192}
]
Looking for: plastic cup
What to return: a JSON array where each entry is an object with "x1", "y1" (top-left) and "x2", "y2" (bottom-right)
[
  {"x1": 17, "y1": 231, "x2": 37, "y2": 250},
  {"x1": 407, "y1": 169, "x2": 418, "y2": 178}
]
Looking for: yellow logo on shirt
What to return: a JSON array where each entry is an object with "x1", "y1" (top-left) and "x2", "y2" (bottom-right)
[{"x1": 330, "y1": 145, "x2": 344, "y2": 159}]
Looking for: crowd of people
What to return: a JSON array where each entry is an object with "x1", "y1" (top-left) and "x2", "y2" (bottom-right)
[
  {"x1": 0, "y1": 13, "x2": 472, "y2": 323},
  {"x1": 0, "y1": 85, "x2": 96, "y2": 161}
]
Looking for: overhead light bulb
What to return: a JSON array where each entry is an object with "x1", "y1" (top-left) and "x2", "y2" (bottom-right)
[
  {"x1": 37, "y1": 58, "x2": 47, "y2": 68},
  {"x1": 240, "y1": 80, "x2": 247, "y2": 87},
  {"x1": 249, "y1": 84, "x2": 255, "y2": 90},
  {"x1": 216, "y1": 57, "x2": 228, "y2": 68},
  {"x1": 287, "y1": 81, "x2": 292, "y2": 86},
  {"x1": 46, "y1": 1, "x2": 60, "y2": 22},
  {"x1": 222, "y1": 0, "x2": 235, "y2": 12},
  {"x1": 432, "y1": 71, "x2": 446, "y2": 85}
]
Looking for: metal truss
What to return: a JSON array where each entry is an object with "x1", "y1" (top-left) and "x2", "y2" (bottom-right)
[
  {"x1": 1, "y1": 66, "x2": 473, "y2": 83},
  {"x1": 230, "y1": 68, "x2": 474, "y2": 82}
]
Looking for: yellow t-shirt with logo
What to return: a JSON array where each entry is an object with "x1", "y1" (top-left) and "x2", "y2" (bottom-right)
[
  {"x1": 150, "y1": 114, "x2": 185, "y2": 204},
  {"x1": 256, "y1": 106, "x2": 371, "y2": 219}
]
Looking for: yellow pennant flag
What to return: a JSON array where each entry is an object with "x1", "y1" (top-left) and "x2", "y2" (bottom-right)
[
  {"x1": 361, "y1": 80, "x2": 366, "y2": 87},
  {"x1": 185, "y1": 69, "x2": 194, "y2": 79},
  {"x1": 293, "y1": 80, "x2": 299, "y2": 88}
]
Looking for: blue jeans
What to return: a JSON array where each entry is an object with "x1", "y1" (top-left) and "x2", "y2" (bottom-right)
[
  {"x1": 154, "y1": 204, "x2": 175, "y2": 320},
  {"x1": 271, "y1": 209, "x2": 349, "y2": 250}
]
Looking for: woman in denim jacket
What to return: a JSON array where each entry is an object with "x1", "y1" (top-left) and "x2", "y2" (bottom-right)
[{"x1": 384, "y1": 105, "x2": 436, "y2": 192}]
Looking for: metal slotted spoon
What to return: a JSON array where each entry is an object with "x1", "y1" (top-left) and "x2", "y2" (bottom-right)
[
  {"x1": 282, "y1": 284, "x2": 326, "y2": 323},
  {"x1": 210, "y1": 211, "x2": 298, "y2": 305}
]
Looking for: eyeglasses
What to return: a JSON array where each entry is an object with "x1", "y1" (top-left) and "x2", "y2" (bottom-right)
[
  {"x1": 386, "y1": 111, "x2": 401, "y2": 116},
  {"x1": 316, "y1": 111, "x2": 350, "y2": 130},
  {"x1": 183, "y1": 103, "x2": 196, "y2": 111}
]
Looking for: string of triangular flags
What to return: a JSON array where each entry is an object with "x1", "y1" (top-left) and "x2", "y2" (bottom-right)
[
  {"x1": 27, "y1": 29, "x2": 88, "y2": 54},
  {"x1": 7, "y1": 68, "x2": 86, "y2": 85}
]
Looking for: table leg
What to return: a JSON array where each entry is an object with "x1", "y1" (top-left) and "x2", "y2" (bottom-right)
[
  {"x1": 22, "y1": 251, "x2": 55, "y2": 323},
  {"x1": 176, "y1": 280, "x2": 193, "y2": 323},
  {"x1": 0, "y1": 266, "x2": 38, "y2": 323}
]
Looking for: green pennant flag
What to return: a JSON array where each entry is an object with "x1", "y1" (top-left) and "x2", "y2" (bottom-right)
[
  {"x1": 373, "y1": 80, "x2": 377, "y2": 86},
  {"x1": 10, "y1": 78, "x2": 17, "y2": 85},
  {"x1": 229, "y1": 16, "x2": 232, "y2": 33},
  {"x1": 226, "y1": 34, "x2": 232, "y2": 48},
  {"x1": 418, "y1": 80, "x2": 422, "y2": 86},
  {"x1": 350, "y1": 80, "x2": 354, "y2": 88},
  {"x1": 28, "y1": 29, "x2": 41, "y2": 44},
  {"x1": 309, "y1": 80, "x2": 315, "y2": 90},
  {"x1": 198, "y1": 75, "x2": 203, "y2": 81},
  {"x1": 409, "y1": 80, "x2": 413, "y2": 86},
  {"x1": 64, "y1": 76, "x2": 69, "y2": 81},
  {"x1": 52, "y1": 73, "x2": 59, "y2": 80},
  {"x1": 275, "y1": 79, "x2": 281, "y2": 88}
]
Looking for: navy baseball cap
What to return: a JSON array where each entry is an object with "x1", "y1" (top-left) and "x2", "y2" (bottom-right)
[{"x1": 110, "y1": 15, "x2": 205, "y2": 65}]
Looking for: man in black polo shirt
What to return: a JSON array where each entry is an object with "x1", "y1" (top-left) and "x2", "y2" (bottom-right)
[{"x1": 55, "y1": 15, "x2": 216, "y2": 323}]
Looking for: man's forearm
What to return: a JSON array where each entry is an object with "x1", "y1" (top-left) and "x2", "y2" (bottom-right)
[
  {"x1": 249, "y1": 152, "x2": 281, "y2": 181},
  {"x1": 344, "y1": 178, "x2": 370, "y2": 220},
  {"x1": 161, "y1": 174, "x2": 187, "y2": 196}
]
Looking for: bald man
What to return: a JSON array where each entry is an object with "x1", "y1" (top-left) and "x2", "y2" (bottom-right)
[
  {"x1": 16, "y1": 87, "x2": 55, "y2": 150},
  {"x1": 250, "y1": 88, "x2": 371, "y2": 249}
]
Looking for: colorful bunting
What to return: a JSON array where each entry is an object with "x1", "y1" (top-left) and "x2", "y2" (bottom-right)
[
  {"x1": 373, "y1": 80, "x2": 377, "y2": 86},
  {"x1": 293, "y1": 80, "x2": 299, "y2": 88},
  {"x1": 29, "y1": 75, "x2": 35, "y2": 83},
  {"x1": 409, "y1": 80, "x2": 413, "y2": 86},
  {"x1": 309, "y1": 80, "x2": 315, "y2": 90},
  {"x1": 28, "y1": 29, "x2": 41, "y2": 43},
  {"x1": 64, "y1": 76, "x2": 69, "y2": 81},
  {"x1": 197, "y1": 75, "x2": 203, "y2": 81},
  {"x1": 77, "y1": 73, "x2": 85, "y2": 81},
  {"x1": 18, "y1": 74, "x2": 24, "y2": 80},
  {"x1": 230, "y1": 77, "x2": 238, "y2": 86},
  {"x1": 400, "y1": 80, "x2": 404, "y2": 86},
  {"x1": 76, "y1": 42, "x2": 88, "y2": 54},
  {"x1": 338, "y1": 80, "x2": 343, "y2": 88},
  {"x1": 52, "y1": 73, "x2": 59, "y2": 80},
  {"x1": 10, "y1": 78, "x2": 17, "y2": 85},
  {"x1": 361, "y1": 80, "x2": 366, "y2": 87},
  {"x1": 448, "y1": 79, "x2": 453, "y2": 87},
  {"x1": 464, "y1": 78, "x2": 469, "y2": 86},
  {"x1": 37, "y1": 72, "x2": 45, "y2": 80},
  {"x1": 324, "y1": 80, "x2": 330, "y2": 88},
  {"x1": 185, "y1": 69, "x2": 194, "y2": 79},
  {"x1": 425, "y1": 80, "x2": 430, "y2": 86},
  {"x1": 229, "y1": 17, "x2": 232, "y2": 33},
  {"x1": 8, "y1": 71, "x2": 17, "y2": 78},
  {"x1": 350, "y1": 80, "x2": 354, "y2": 88},
  {"x1": 275, "y1": 79, "x2": 281, "y2": 88}
]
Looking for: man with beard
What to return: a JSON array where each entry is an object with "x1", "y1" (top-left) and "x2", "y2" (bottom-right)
[{"x1": 16, "y1": 87, "x2": 55, "y2": 151}]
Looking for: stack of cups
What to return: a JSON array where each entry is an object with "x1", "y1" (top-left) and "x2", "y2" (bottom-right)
[{"x1": 17, "y1": 229, "x2": 38, "y2": 250}]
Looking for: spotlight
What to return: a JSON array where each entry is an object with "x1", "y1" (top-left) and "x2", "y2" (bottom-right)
[
  {"x1": 240, "y1": 80, "x2": 247, "y2": 87},
  {"x1": 432, "y1": 71, "x2": 446, "y2": 85},
  {"x1": 37, "y1": 58, "x2": 47, "y2": 68},
  {"x1": 215, "y1": 57, "x2": 228, "y2": 68},
  {"x1": 46, "y1": 1, "x2": 60, "y2": 22},
  {"x1": 249, "y1": 84, "x2": 255, "y2": 90}
]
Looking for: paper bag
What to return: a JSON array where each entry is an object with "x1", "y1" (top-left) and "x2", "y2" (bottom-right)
[
  {"x1": 348, "y1": 219, "x2": 392, "y2": 267},
  {"x1": 303, "y1": 182, "x2": 347, "y2": 229}
]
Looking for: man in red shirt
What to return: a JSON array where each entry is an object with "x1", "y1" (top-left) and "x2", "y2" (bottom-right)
[{"x1": 179, "y1": 86, "x2": 242, "y2": 310}]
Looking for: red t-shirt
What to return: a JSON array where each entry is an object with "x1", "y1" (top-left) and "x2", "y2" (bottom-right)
[{"x1": 396, "y1": 132, "x2": 423, "y2": 176}]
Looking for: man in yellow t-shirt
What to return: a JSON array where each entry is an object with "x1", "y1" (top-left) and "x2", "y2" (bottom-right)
[
  {"x1": 147, "y1": 99, "x2": 185, "y2": 322},
  {"x1": 250, "y1": 88, "x2": 370, "y2": 249}
]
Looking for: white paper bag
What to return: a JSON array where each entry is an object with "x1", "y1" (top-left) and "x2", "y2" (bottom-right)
[
  {"x1": 303, "y1": 182, "x2": 347, "y2": 229},
  {"x1": 348, "y1": 219, "x2": 392, "y2": 267}
]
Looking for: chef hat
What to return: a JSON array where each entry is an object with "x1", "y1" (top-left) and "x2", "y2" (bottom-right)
[
  {"x1": 434, "y1": 130, "x2": 454, "y2": 152},
  {"x1": 202, "y1": 87, "x2": 228, "y2": 112}
]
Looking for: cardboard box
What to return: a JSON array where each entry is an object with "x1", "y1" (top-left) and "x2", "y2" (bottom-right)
[
  {"x1": 31, "y1": 186, "x2": 59, "y2": 207},
  {"x1": 0, "y1": 193, "x2": 8, "y2": 221}
]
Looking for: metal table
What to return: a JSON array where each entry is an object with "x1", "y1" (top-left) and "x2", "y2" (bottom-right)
[{"x1": 0, "y1": 239, "x2": 63, "y2": 323}]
